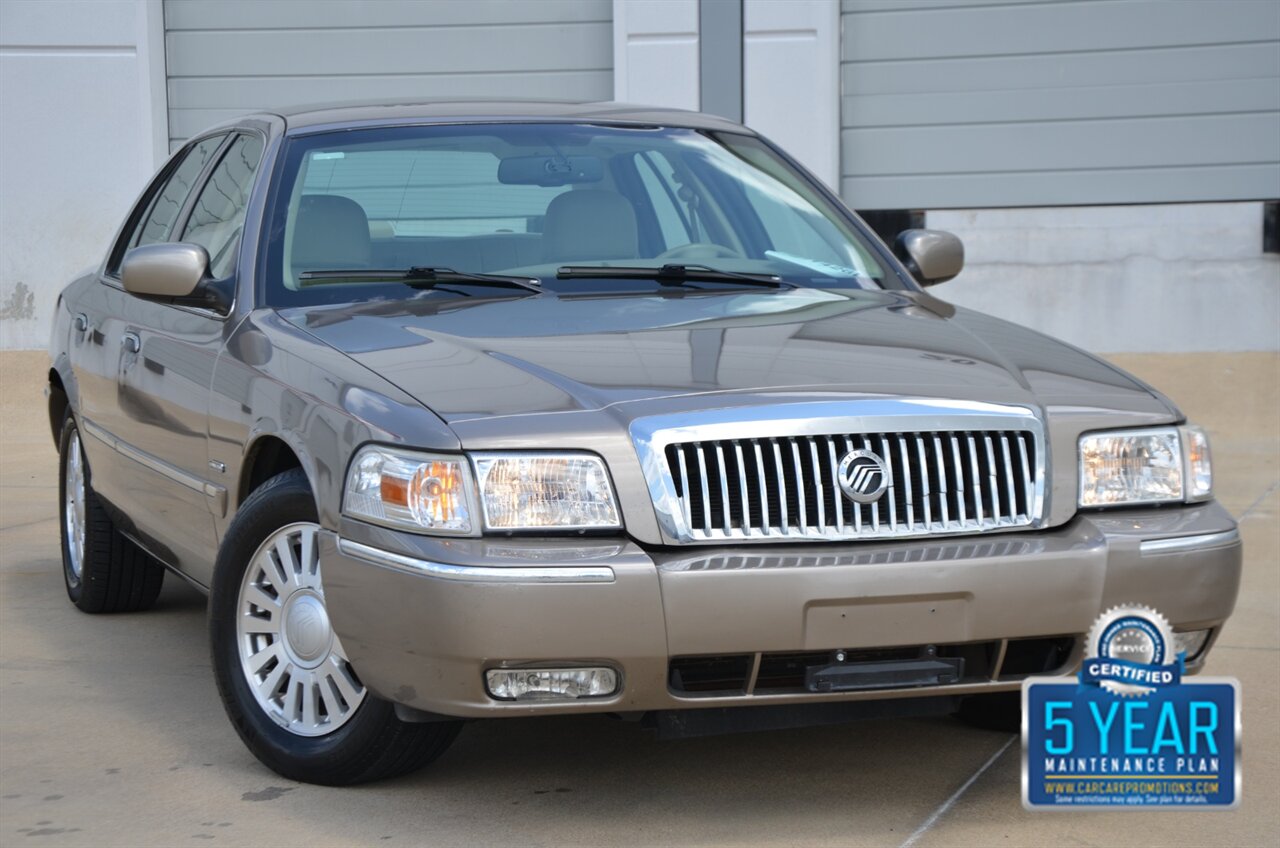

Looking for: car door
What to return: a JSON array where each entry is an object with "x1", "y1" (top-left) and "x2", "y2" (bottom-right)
[
  {"x1": 109, "y1": 132, "x2": 266, "y2": 584},
  {"x1": 71, "y1": 134, "x2": 231, "y2": 544}
]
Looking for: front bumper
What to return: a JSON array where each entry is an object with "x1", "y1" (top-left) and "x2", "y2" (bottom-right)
[{"x1": 321, "y1": 502, "x2": 1241, "y2": 719}]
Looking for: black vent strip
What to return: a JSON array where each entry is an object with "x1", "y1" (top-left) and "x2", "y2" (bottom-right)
[
  {"x1": 665, "y1": 429, "x2": 1036, "y2": 539},
  {"x1": 744, "y1": 641, "x2": 1000, "y2": 694},
  {"x1": 753, "y1": 651, "x2": 833, "y2": 691},
  {"x1": 997, "y1": 636, "x2": 1076, "y2": 678},
  {"x1": 669, "y1": 640, "x2": 1050, "y2": 696},
  {"x1": 669, "y1": 654, "x2": 752, "y2": 693}
]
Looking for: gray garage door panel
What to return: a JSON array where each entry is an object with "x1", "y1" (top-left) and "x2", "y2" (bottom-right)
[
  {"x1": 167, "y1": 72, "x2": 611, "y2": 140},
  {"x1": 842, "y1": 42, "x2": 1280, "y2": 98},
  {"x1": 166, "y1": 0, "x2": 611, "y2": 29},
  {"x1": 842, "y1": 0, "x2": 1280, "y2": 62},
  {"x1": 844, "y1": 0, "x2": 1056, "y2": 11},
  {"x1": 844, "y1": 163, "x2": 1280, "y2": 210},
  {"x1": 166, "y1": 24, "x2": 612, "y2": 78},
  {"x1": 845, "y1": 78, "x2": 1280, "y2": 129},
  {"x1": 163, "y1": 0, "x2": 613, "y2": 148},
  {"x1": 840, "y1": 0, "x2": 1280, "y2": 208},
  {"x1": 844, "y1": 113, "x2": 1280, "y2": 176}
]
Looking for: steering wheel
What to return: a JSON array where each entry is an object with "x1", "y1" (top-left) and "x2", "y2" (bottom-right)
[{"x1": 656, "y1": 242, "x2": 744, "y2": 261}]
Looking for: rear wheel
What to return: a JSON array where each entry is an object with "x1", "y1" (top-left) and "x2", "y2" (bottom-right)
[
  {"x1": 58, "y1": 412, "x2": 164, "y2": 613},
  {"x1": 209, "y1": 468, "x2": 461, "y2": 785}
]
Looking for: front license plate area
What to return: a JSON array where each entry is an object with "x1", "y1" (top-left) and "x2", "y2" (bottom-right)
[{"x1": 805, "y1": 657, "x2": 964, "y2": 692}]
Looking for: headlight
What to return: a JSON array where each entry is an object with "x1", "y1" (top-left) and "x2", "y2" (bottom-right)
[
  {"x1": 1078, "y1": 425, "x2": 1211, "y2": 507},
  {"x1": 344, "y1": 446, "x2": 477, "y2": 535},
  {"x1": 343, "y1": 447, "x2": 621, "y2": 535},
  {"x1": 472, "y1": 453, "x2": 620, "y2": 531}
]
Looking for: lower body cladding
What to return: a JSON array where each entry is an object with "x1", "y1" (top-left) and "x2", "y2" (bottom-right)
[{"x1": 319, "y1": 502, "x2": 1240, "y2": 734}]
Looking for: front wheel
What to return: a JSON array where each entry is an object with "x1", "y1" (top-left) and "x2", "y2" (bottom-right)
[{"x1": 209, "y1": 468, "x2": 460, "y2": 785}]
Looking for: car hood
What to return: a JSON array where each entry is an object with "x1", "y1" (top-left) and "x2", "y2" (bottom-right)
[{"x1": 279, "y1": 286, "x2": 1174, "y2": 427}]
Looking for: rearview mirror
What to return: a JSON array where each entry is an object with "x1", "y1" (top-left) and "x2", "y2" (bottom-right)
[
  {"x1": 121, "y1": 243, "x2": 211, "y2": 299},
  {"x1": 894, "y1": 229, "x2": 964, "y2": 286},
  {"x1": 498, "y1": 155, "x2": 603, "y2": 186}
]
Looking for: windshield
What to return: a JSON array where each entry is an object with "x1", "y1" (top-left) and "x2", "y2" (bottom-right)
[{"x1": 262, "y1": 123, "x2": 893, "y2": 307}]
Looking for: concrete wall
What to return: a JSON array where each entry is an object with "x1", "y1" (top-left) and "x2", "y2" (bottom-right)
[
  {"x1": 933, "y1": 202, "x2": 1280, "y2": 353},
  {"x1": 612, "y1": 0, "x2": 841, "y2": 191},
  {"x1": 0, "y1": 0, "x2": 166, "y2": 350},
  {"x1": 743, "y1": 0, "x2": 839, "y2": 191},
  {"x1": 612, "y1": 0, "x2": 700, "y2": 111}
]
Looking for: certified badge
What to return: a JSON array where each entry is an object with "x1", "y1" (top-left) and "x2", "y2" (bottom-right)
[{"x1": 1082, "y1": 604, "x2": 1181, "y2": 696}]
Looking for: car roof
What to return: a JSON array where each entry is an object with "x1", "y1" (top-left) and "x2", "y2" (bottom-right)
[{"x1": 233, "y1": 99, "x2": 753, "y2": 135}]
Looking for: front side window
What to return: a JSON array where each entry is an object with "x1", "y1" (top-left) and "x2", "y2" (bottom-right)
[
  {"x1": 263, "y1": 124, "x2": 891, "y2": 307},
  {"x1": 180, "y1": 134, "x2": 265, "y2": 278}
]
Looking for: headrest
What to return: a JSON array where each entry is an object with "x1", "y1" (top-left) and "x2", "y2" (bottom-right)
[
  {"x1": 542, "y1": 190, "x2": 638, "y2": 263},
  {"x1": 291, "y1": 194, "x2": 371, "y2": 269}
]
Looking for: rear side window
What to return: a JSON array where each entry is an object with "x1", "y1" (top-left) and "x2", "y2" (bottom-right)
[
  {"x1": 634, "y1": 152, "x2": 692, "y2": 252},
  {"x1": 107, "y1": 134, "x2": 227, "y2": 276},
  {"x1": 179, "y1": 134, "x2": 265, "y2": 278}
]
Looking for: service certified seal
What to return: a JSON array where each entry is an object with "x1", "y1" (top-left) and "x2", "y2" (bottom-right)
[{"x1": 1081, "y1": 604, "x2": 1180, "y2": 696}]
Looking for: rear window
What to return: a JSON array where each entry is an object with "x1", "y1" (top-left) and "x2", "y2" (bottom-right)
[{"x1": 299, "y1": 149, "x2": 569, "y2": 237}]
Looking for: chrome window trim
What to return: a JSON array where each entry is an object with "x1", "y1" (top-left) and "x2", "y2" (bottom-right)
[
  {"x1": 336, "y1": 538, "x2": 616, "y2": 584},
  {"x1": 629, "y1": 399, "x2": 1047, "y2": 545}
]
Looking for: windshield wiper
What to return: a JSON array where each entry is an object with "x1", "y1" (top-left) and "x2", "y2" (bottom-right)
[
  {"x1": 298, "y1": 267, "x2": 542, "y2": 292},
  {"x1": 556, "y1": 264, "x2": 788, "y2": 288}
]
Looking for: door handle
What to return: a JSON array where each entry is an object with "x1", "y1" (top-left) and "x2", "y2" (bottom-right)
[
  {"x1": 74, "y1": 313, "x2": 89, "y2": 333},
  {"x1": 121, "y1": 332, "x2": 141, "y2": 354}
]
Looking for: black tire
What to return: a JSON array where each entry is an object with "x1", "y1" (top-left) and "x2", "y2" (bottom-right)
[
  {"x1": 209, "y1": 468, "x2": 461, "y2": 785},
  {"x1": 58, "y1": 411, "x2": 164, "y2": 613},
  {"x1": 955, "y1": 691, "x2": 1022, "y2": 732}
]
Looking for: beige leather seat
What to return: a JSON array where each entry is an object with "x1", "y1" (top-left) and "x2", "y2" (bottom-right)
[
  {"x1": 542, "y1": 190, "x2": 638, "y2": 263},
  {"x1": 291, "y1": 195, "x2": 372, "y2": 274}
]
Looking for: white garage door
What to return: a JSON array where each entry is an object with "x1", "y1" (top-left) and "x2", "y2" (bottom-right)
[{"x1": 163, "y1": 0, "x2": 614, "y2": 148}]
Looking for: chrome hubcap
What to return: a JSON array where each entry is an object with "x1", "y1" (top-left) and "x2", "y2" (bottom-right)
[
  {"x1": 236, "y1": 522, "x2": 366, "y2": 737},
  {"x1": 282, "y1": 592, "x2": 332, "y2": 667},
  {"x1": 64, "y1": 432, "x2": 87, "y2": 585}
]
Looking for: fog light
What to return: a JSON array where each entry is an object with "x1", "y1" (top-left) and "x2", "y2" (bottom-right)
[
  {"x1": 1174, "y1": 629, "x2": 1212, "y2": 661},
  {"x1": 485, "y1": 667, "x2": 619, "y2": 701}
]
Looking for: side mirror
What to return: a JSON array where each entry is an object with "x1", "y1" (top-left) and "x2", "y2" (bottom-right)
[
  {"x1": 121, "y1": 243, "x2": 208, "y2": 298},
  {"x1": 894, "y1": 229, "x2": 964, "y2": 286},
  {"x1": 120, "y1": 243, "x2": 229, "y2": 312}
]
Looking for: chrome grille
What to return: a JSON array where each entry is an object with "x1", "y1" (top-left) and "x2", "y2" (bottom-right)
[{"x1": 662, "y1": 430, "x2": 1038, "y2": 541}]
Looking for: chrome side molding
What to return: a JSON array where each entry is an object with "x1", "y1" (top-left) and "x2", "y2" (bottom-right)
[
  {"x1": 1139, "y1": 529, "x2": 1241, "y2": 555},
  {"x1": 336, "y1": 538, "x2": 616, "y2": 584},
  {"x1": 81, "y1": 417, "x2": 227, "y2": 516}
]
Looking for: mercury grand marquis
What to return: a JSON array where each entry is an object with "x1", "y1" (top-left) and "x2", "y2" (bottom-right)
[{"x1": 46, "y1": 101, "x2": 1241, "y2": 785}]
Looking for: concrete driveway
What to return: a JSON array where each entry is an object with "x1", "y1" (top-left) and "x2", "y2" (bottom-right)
[{"x1": 1, "y1": 350, "x2": 1276, "y2": 847}]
